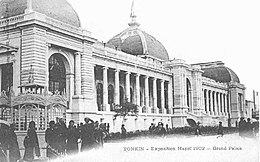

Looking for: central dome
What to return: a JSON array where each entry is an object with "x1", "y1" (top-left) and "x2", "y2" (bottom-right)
[
  {"x1": 107, "y1": 27, "x2": 169, "y2": 61},
  {"x1": 0, "y1": 0, "x2": 80, "y2": 27},
  {"x1": 107, "y1": 4, "x2": 169, "y2": 61}
]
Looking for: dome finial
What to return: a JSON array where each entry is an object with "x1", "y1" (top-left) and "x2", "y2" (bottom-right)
[{"x1": 128, "y1": 0, "x2": 140, "y2": 27}]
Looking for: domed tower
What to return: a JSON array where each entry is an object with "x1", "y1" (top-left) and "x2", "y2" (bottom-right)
[
  {"x1": 0, "y1": 0, "x2": 96, "y2": 122},
  {"x1": 107, "y1": 0, "x2": 169, "y2": 61}
]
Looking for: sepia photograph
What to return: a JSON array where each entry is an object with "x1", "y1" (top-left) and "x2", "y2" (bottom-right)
[{"x1": 0, "y1": 0, "x2": 259, "y2": 161}]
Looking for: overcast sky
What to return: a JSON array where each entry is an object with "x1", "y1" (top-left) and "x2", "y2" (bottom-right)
[{"x1": 67, "y1": 0, "x2": 260, "y2": 100}]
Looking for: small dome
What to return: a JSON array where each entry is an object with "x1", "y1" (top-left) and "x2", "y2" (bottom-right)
[
  {"x1": 0, "y1": 0, "x2": 80, "y2": 27},
  {"x1": 107, "y1": 27, "x2": 169, "y2": 61},
  {"x1": 202, "y1": 66, "x2": 240, "y2": 83}
]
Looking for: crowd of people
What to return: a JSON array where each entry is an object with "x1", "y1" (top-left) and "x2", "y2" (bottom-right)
[
  {"x1": 238, "y1": 117, "x2": 259, "y2": 138},
  {"x1": 0, "y1": 117, "x2": 110, "y2": 162},
  {"x1": 1, "y1": 117, "x2": 259, "y2": 162},
  {"x1": 148, "y1": 122, "x2": 168, "y2": 137},
  {"x1": 45, "y1": 117, "x2": 109, "y2": 160}
]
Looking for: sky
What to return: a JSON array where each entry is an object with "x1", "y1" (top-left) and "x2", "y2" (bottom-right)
[{"x1": 67, "y1": 0, "x2": 260, "y2": 100}]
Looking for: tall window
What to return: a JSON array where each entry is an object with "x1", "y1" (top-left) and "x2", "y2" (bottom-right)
[
  {"x1": 108, "y1": 85, "x2": 114, "y2": 111},
  {"x1": 49, "y1": 54, "x2": 66, "y2": 94},
  {"x1": 1, "y1": 63, "x2": 13, "y2": 95},
  {"x1": 97, "y1": 83, "x2": 103, "y2": 111}
]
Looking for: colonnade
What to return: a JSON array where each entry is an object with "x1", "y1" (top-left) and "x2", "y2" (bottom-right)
[
  {"x1": 95, "y1": 65, "x2": 172, "y2": 114},
  {"x1": 203, "y1": 89, "x2": 229, "y2": 116}
]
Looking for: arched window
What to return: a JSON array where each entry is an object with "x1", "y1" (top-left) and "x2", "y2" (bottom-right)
[
  {"x1": 119, "y1": 86, "x2": 124, "y2": 106},
  {"x1": 49, "y1": 54, "x2": 66, "y2": 95},
  {"x1": 108, "y1": 85, "x2": 114, "y2": 111},
  {"x1": 97, "y1": 83, "x2": 103, "y2": 111}
]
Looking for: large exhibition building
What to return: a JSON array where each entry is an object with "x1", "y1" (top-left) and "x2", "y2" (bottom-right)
[{"x1": 0, "y1": 0, "x2": 255, "y2": 133}]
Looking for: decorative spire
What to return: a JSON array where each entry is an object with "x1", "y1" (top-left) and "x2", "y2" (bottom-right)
[{"x1": 128, "y1": 0, "x2": 140, "y2": 27}]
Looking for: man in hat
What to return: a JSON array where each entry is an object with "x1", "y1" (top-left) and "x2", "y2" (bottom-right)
[{"x1": 80, "y1": 117, "x2": 95, "y2": 151}]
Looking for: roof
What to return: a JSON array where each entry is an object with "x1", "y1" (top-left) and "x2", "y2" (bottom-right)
[
  {"x1": 0, "y1": 0, "x2": 81, "y2": 27},
  {"x1": 202, "y1": 66, "x2": 240, "y2": 83},
  {"x1": 107, "y1": 27, "x2": 169, "y2": 61}
]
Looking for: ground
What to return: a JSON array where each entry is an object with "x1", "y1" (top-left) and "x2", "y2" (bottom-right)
[{"x1": 47, "y1": 133, "x2": 259, "y2": 162}]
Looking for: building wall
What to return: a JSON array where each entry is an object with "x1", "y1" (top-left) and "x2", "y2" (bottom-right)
[{"x1": 0, "y1": 10, "x2": 249, "y2": 133}]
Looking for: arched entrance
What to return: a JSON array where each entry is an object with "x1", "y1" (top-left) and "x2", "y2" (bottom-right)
[{"x1": 48, "y1": 54, "x2": 67, "y2": 95}]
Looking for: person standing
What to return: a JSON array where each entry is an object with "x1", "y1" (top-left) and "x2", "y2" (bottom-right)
[
  {"x1": 217, "y1": 122, "x2": 224, "y2": 138},
  {"x1": 8, "y1": 123, "x2": 21, "y2": 162},
  {"x1": 23, "y1": 121, "x2": 40, "y2": 161},
  {"x1": 93, "y1": 121, "x2": 104, "y2": 148},
  {"x1": 245, "y1": 118, "x2": 253, "y2": 138},
  {"x1": 121, "y1": 124, "x2": 127, "y2": 139},
  {"x1": 238, "y1": 117, "x2": 246, "y2": 137},
  {"x1": 45, "y1": 121, "x2": 58, "y2": 159},
  {"x1": 66, "y1": 120, "x2": 80, "y2": 155},
  {"x1": 80, "y1": 117, "x2": 95, "y2": 151},
  {"x1": 56, "y1": 118, "x2": 67, "y2": 155},
  {"x1": 195, "y1": 122, "x2": 202, "y2": 136}
]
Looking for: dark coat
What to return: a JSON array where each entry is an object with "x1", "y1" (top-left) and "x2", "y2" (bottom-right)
[
  {"x1": 45, "y1": 127, "x2": 59, "y2": 158},
  {"x1": 121, "y1": 127, "x2": 127, "y2": 139},
  {"x1": 217, "y1": 125, "x2": 224, "y2": 135},
  {"x1": 0, "y1": 127, "x2": 8, "y2": 162},
  {"x1": 238, "y1": 120, "x2": 246, "y2": 137},
  {"x1": 94, "y1": 127, "x2": 104, "y2": 148},
  {"x1": 66, "y1": 126, "x2": 80, "y2": 154},
  {"x1": 80, "y1": 123, "x2": 95, "y2": 151},
  {"x1": 23, "y1": 128, "x2": 40, "y2": 161},
  {"x1": 8, "y1": 129, "x2": 21, "y2": 162},
  {"x1": 55, "y1": 123, "x2": 67, "y2": 154}
]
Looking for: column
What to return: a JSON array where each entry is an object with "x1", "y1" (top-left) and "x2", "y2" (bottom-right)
[
  {"x1": 221, "y1": 93, "x2": 225, "y2": 116},
  {"x1": 135, "y1": 74, "x2": 140, "y2": 106},
  {"x1": 114, "y1": 69, "x2": 120, "y2": 105},
  {"x1": 214, "y1": 91, "x2": 218, "y2": 116},
  {"x1": 210, "y1": 91, "x2": 214, "y2": 115},
  {"x1": 103, "y1": 67, "x2": 108, "y2": 111},
  {"x1": 144, "y1": 76, "x2": 150, "y2": 113},
  {"x1": 152, "y1": 78, "x2": 157, "y2": 113},
  {"x1": 204, "y1": 89, "x2": 208, "y2": 114},
  {"x1": 225, "y1": 93, "x2": 228, "y2": 116},
  {"x1": 218, "y1": 92, "x2": 221, "y2": 115},
  {"x1": 167, "y1": 81, "x2": 172, "y2": 114},
  {"x1": 0, "y1": 66, "x2": 2, "y2": 93},
  {"x1": 125, "y1": 71, "x2": 130, "y2": 102},
  {"x1": 135, "y1": 74, "x2": 141, "y2": 113},
  {"x1": 74, "y1": 52, "x2": 81, "y2": 95},
  {"x1": 160, "y1": 80, "x2": 165, "y2": 114}
]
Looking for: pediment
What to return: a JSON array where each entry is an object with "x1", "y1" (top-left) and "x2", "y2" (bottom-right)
[{"x1": 0, "y1": 43, "x2": 18, "y2": 54}]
